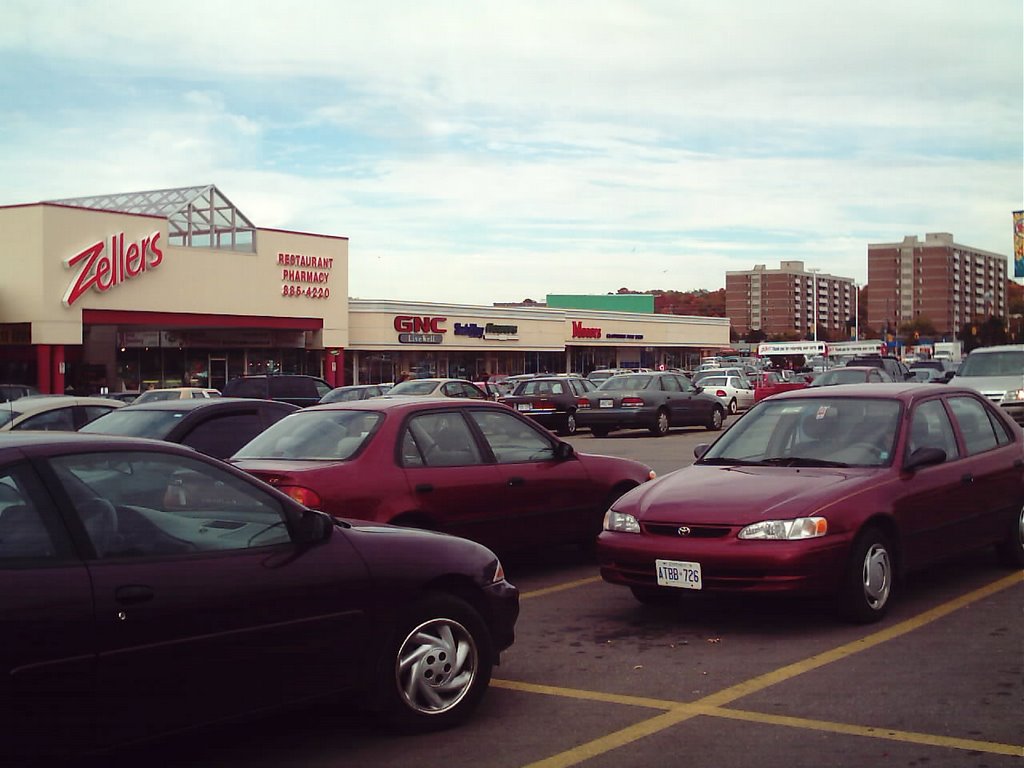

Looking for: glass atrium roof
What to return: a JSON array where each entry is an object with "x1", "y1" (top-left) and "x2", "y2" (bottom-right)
[{"x1": 48, "y1": 184, "x2": 256, "y2": 252}]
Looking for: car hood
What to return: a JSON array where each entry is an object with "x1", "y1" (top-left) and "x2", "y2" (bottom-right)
[
  {"x1": 950, "y1": 374, "x2": 1022, "y2": 396},
  {"x1": 617, "y1": 464, "x2": 880, "y2": 525}
]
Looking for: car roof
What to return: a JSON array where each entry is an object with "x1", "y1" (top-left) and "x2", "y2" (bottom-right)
[
  {"x1": 113, "y1": 397, "x2": 298, "y2": 412},
  {"x1": 302, "y1": 395, "x2": 505, "y2": 414},
  {"x1": 0, "y1": 430, "x2": 195, "y2": 454},
  {"x1": 2, "y1": 395, "x2": 126, "y2": 414},
  {"x1": 768, "y1": 382, "x2": 971, "y2": 402}
]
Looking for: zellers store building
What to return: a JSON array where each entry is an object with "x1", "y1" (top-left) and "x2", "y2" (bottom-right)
[{"x1": 0, "y1": 185, "x2": 729, "y2": 395}]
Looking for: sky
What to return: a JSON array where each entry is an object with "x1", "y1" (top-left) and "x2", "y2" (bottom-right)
[{"x1": 1, "y1": 1, "x2": 1021, "y2": 305}]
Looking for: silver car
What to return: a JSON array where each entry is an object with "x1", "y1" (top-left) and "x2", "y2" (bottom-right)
[{"x1": 950, "y1": 345, "x2": 1024, "y2": 426}]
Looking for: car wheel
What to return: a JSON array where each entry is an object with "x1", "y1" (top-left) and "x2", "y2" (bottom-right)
[
  {"x1": 591, "y1": 427, "x2": 610, "y2": 438},
  {"x1": 381, "y1": 594, "x2": 493, "y2": 730},
  {"x1": 728, "y1": 398, "x2": 738, "y2": 415},
  {"x1": 995, "y1": 504, "x2": 1024, "y2": 568},
  {"x1": 558, "y1": 411, "x2": 578, "y2": 437},
  {"x1": 649, "y1": 408, "x2": 670, "y2": 437},
  {"x1": 705, "y1": 407, "x2": 724, "y2": 431},
  {"x1": 630, "y1": 586, "x2": 679, "y2": 606},
  {"x1": 839, "y1": 527, "x2": 894, "y2": 623}
]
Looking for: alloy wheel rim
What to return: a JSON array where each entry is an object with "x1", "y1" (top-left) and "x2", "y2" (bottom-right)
[
  {"x1": 862, "y1": 543, "x2": 892, "y2": 610},
  {"x1": 396, "y1": 618, "x2": 477, "y2": 715}
]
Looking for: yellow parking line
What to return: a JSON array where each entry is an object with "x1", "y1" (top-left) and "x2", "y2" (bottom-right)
[
  {"x1": 495, "y1": 570, "x2": 1023, "y2": 767},
  {"x1": 520, "y1": 576, "x2": 602, "y2": 600}
]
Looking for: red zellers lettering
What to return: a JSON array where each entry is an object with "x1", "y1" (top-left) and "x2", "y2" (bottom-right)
[{"x1": 63, "y1": 231, "x2": 163, "y2": 307}]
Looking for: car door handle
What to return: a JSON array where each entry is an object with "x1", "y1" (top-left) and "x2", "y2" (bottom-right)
[
  {"x1": 960, "y1": 473, "x2": 974, "y2": 485},
  {"x1": 115, "y1": 585, "x2": 154, "y2": 605},
  {"x1": 415, "y1": 483, "x2": 434, "y2": 493},
  {"x1": 507, "y1": 477, "x2": 525, "y2": 487}
]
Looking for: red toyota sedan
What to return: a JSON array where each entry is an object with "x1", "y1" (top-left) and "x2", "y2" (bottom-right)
[
  {"x1": 230, "y1": 397, "x2": 655, "y2": 553},
  {"x1": 597, "y1": 384, "x2": 1024, "y2": 622}
]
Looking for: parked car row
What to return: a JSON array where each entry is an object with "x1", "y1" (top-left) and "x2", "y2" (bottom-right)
[{"x1": 2, "y1": 349, "x2": 1022, "y2": 761}]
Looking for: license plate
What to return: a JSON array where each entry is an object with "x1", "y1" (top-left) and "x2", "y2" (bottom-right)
[
  {"x1": 599, "y1": 399, "x2": 614, "y2": 408},
  {"x1": 655, "y1": 559, "x2": 702, "y2": 590},
  {"x1": 516, "y1": 403, "x2": 530, "y2": 411}
]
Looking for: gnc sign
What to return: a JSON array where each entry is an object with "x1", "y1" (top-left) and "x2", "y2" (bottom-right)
[
  {"x1": 394, "y1": 316, "x2": 447, "y2": 334},
  {"x1": 63, "y1": 231, "x2": 163, "y2": 307}
]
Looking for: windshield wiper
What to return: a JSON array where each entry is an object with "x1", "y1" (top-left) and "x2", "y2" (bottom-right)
[
  {"x1": 757, "y1": 457, "x2": 851, "y2": 468},
  {"x1": 698, "y1": 457, "x2": 760, "y2": 466}
]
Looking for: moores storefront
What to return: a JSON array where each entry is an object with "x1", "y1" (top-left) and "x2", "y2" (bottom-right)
[{"x1": 0, "y1": 186, "x2": 348, "y2": 395}]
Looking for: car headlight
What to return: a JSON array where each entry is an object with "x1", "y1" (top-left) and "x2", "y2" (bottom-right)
[
  {"x1": 1001, "y1": 389, "x2": 1024, "y2": 403},
  {"x1": 603, "y1": 509, "x2": 641, "y2": 533},
  {"x1": 738, "y1": 517, "x2": 827, "y2": 540}
]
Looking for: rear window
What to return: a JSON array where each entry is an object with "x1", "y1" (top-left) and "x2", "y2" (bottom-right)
[
  {"x1": 269, "y1": 377, "x2": 317, "y2": 399},
  {"x1": 234, "y1": 410, "x2": 381, "y2": 460},
  {"x1": 224, "y1": 378, "x2": 268, "y2": 398},
  {"x1": 80, "y1": 409, "x2": 185, "y2": 439}
]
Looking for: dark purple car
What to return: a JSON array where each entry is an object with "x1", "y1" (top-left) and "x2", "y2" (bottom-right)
[{"x1": 0, "y1": 433, "x2": 518, "y2": 759}]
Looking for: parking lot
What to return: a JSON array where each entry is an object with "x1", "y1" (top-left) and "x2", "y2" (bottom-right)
[{"x1": 101, "y1": 418, "x2": 1023, "y2": 768}]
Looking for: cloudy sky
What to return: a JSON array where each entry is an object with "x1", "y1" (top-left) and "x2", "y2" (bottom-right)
[{"x1": 2, "y1": 1, "x2": 1021, "y2": 304}]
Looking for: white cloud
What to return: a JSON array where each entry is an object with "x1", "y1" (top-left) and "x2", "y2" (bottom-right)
[{"x1": 0, "y1": 0, "x2": 1020, "y2": 303}]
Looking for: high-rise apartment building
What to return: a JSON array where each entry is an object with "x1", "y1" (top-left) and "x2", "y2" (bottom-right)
[
  {"x1": 867, "y1": 233, "x2": 1007, "y2": 336},
  {"x1": 726, "y1": 261, "x2": 856, "y2": 339}
]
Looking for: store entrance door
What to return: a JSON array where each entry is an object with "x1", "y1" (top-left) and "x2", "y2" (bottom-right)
[{"x1": 208, "y1": 356, "x2": 228, "y2": 390}]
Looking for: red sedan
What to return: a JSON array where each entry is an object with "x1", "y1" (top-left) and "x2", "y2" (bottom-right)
[
  {"x1": 231, "y1": 397, "x2": 655, "y2": 553},
  {"x1": 597, "y1": 384, "x2": 1024, "y2": 622}
]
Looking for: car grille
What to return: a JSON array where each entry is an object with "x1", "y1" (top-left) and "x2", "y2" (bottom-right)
[
  {"x1": 643, "y1": 523, "x2": 732, "y2": 538},
  {"x1": 1001, "y1": 402, "x2": 1024, "y2": 427}
]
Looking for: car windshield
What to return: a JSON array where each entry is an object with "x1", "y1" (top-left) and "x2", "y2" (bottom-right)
[
  {"x1": 233, "y1": 410, "x2": 382, "y2": 460},
  {"x1": 388, "y1": 380, "x2": 439, "y2": 395},
  {"x1": 957, "y1": 350, "x2": 1024, "y2": 377},
  {"x1": 599, "y1": 375, "x2": 653, "y2": 391},
  {"x1": 80, "y1": 409, "x2": 185, "y2": 438},
  {"x1": 699, "y1": 397, "x2": 901, "y2": 468}
]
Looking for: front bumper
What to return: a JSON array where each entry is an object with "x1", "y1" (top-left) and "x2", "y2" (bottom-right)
[
  {"x1": 596, "y1": 529, "x2": 850, "y2": 596},
  {"x1": 481, "y1": 579, "x2": 520, "y2": 659}
]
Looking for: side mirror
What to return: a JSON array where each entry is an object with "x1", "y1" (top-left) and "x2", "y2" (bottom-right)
[
  {"x1": 903, "y1": 446, "x2": 946, "y2": 472},
  {"x1": 555, "y1": 442, "x2": 575, "y2": 460},
  {"x1": 294, "y1": 508, "x2": 333, "y2": 546},
  {"x1": 694, "y1": 443, "x2": 710, "y2": 459}
]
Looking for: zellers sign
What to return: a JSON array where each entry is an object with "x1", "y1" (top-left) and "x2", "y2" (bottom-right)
[{"x1": 63, "y1": 231, "x2": 163, "y2": 307}]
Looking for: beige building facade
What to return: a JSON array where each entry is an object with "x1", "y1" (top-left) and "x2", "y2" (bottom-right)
[{"x1": 0, "y1": 186, "x2": 730, "y2": 395}]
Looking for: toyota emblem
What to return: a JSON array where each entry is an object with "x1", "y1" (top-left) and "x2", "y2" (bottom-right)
[{"x1": 677, "y1": 526, "x2": 691, "y2": 537}]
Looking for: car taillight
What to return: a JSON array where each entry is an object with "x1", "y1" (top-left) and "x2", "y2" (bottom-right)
[
  {"x1": 533, "y1": 399, "x2": 556, "y2": 411},
  {"x1": 277, "y1": 485, "x2": 323, "y2": 509},
  {"x1": 622, "y1": 397, "x2": 644, "y2": 407},
  {"x1": 577, "y1": 397, "x2": 590, "y2": 409},
  {"x1": 715, "y1": 389, "x2": 728, "y2": 397}
]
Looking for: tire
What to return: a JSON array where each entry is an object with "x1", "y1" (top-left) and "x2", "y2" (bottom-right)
[
  {"x1": 728, "y1": 398, "x2": 738, "y2": 415},
  {"x1": 630, "y1": 586, "x2": 679, "y2": 606},
  {"x1": 839, "y1": 526, "x2": 894, "y2": 623},
  {"x1": 558, "y1": 411, "x2": 578, "y2": 437},
  {"x1": 380, "y1": 594, "x2": 493, "y2": 730},
  {"x1": 995, "y1": 505, "x2": 1024, "y2": 568},
  {"x1": 648, "y1": 408, "x2": 670, "y2": 437},
  {"x1": 591, "y1": 427, "x2": 610, "y2": 438},
  {"x1": 705, "y1": 407, "x2": 724, "y2": 431}
]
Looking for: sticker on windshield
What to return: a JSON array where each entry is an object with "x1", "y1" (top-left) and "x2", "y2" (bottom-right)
[{"x1": 815, "y1": 405, "x2": 830, "y2": 419}]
